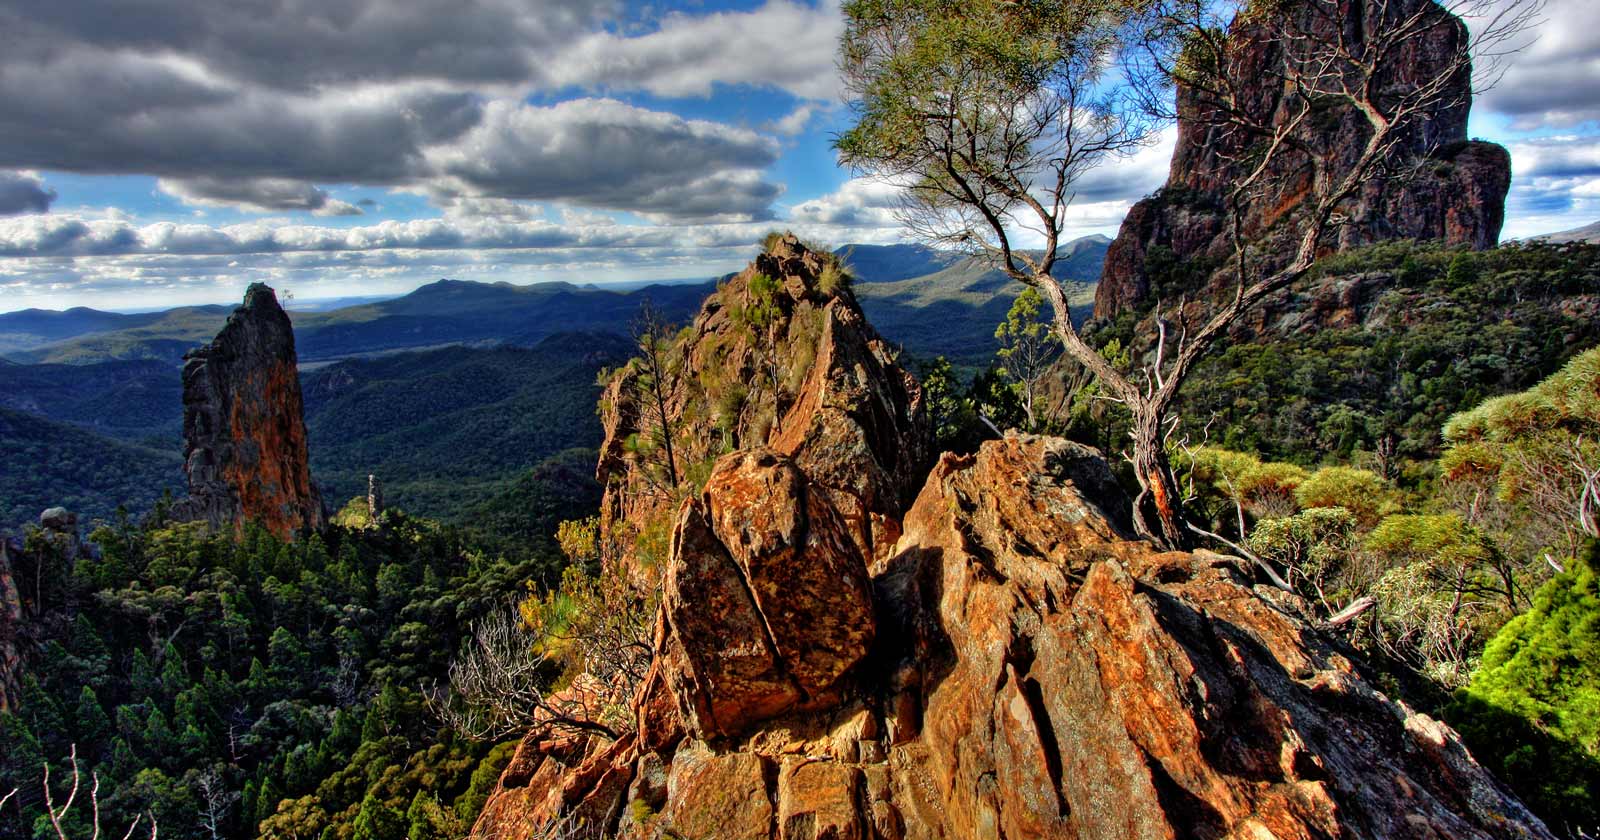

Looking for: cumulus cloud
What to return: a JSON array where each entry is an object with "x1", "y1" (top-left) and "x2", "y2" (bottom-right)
[
  {"x1": 424, "y1": 99, "x2": 782, "y2": 221},
  {"x1": 1476, "y1": 0, "x2": 1600, "y2": 128},
  {"x1": 791, "y1": 178, "x2": 903, "y2": 227},
  {"x1": 0, "y1": 171, "x2": 55, "y2": 215},
  {"x1": 159, "y1": 177, "x2": 363, "y2": 216},
  {"x1": 0, "y1": 0, "x2": 798, "y2": 222},
  {"x1": 543, "y1": 0, "x2": 844, "y2": 100},
  {"x1": 1499, "y1": 134, "x2": 1600, "y2": 235},
  {"x1": 765, "y1": 103, "x2": 821, "y2": 137},
  {"x1": 1064, "y1": 129, "x2": 1177, "y2": 204},
  {"x1": 0, "y1": 214, "x2": 683, "y2": 258}
]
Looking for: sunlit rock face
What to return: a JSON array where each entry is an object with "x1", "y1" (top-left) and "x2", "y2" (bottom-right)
[
  {"x1": 173, "y1": 283, "x2": 324, "y2": 539},
  {"x1": 473, "y1": 243, "x2": 1551, "y2": 840}
]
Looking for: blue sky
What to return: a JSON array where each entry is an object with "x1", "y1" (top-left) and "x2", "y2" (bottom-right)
[{"x1": 0, "y1": 0, "x2": 1596, "y2": 312}]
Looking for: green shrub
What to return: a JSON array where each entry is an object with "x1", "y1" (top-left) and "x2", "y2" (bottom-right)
[{"x1": 1447, "y1": 542, "x2": 1600, "y2": 831}]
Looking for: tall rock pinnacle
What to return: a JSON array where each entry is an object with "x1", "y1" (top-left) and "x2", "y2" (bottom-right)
[
  {"x1": 1094, "y1": 0, "x2": 1511, "y2": 321},
  {"x1": 172, "y1": 283, "x2": 324, "y2": 539}
]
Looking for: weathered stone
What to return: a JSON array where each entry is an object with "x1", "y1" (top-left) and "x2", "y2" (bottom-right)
[
  {"x1": 0, "y1": 538, "x2": 21, "y2": 712},
  {"x1": 476, "y1": 246, "x2": 1554, "y2": 840},
  {"x1": 1094, "y1": 0, "x2": 1511, "y2": 322},
  {"x1": 39, "y1": 506, "x2": 75, "y2": 532},
  {"x1": 874, "y1": 435, "x2": 1551, "y2": 840},
  {"x1": 778, "y1": 758, "x2": 865, "y2": 840},
  {"x1": 597, "y1": 235, "x2": 931, "y2": 590},
  {"x1": 658, "y1": 743, "x2": 775, "y2": 840},
  {"x1": 171, "y1": 284, "x2": 324, "y2": 539},
  {"x1": 663, "y1": 449, "x2": 876, "y2": 739}
]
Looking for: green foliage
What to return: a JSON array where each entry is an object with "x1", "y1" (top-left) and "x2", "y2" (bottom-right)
[
  {"x1": 1448, "y1": 543, "x2": 1600, "y2": 832},
  {"x1": 1441, "y1": 346, "x2": 1600, "y2": 556},
  {"x1": 818, "y1": 260, "x2": 852, "y2": 296},
  {"x1": 0, "y1": 407, "x2": 182, "y2": 530},
  {"x1": 734, "y1": 273, "x2": 783, "y2": 333},
  {"x1": 1107, "y1": 241, "x2": 1600, "y2": 470},
  {"x1": 302, "y1": 337, "x2": 629, "y2": 522},
  {"x1": 1294, "y1": 466, "x2": 1399, "y2": 526},
  {"x1": 0, "y1": 506, "x2": 555, "y2": 840},
  {"x1": 1247, "y1": 507, "x2": 1357, "y2": 607},
  {"x1": 1365, "y1": 513, "x2": 1512, "y2": 686}
]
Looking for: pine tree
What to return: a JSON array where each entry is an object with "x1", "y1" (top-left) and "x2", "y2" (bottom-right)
[{"x1": 73, "y1": 685, "x2": 112, "y2": 749}]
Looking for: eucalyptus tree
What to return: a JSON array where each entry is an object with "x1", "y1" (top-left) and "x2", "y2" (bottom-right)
[{"x1": 837, "y1": 0, "x2": 1535, "y2": 548}]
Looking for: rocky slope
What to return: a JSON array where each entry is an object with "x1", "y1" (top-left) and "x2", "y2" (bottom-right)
[
  {"x1": 1094, "y1": 0, "x2": 1510, "y2": 321},
  {"x1": 472, "y1": 241, "x2": 1551, "y2": 840},
  {"x1": 172, "y1": 283, "x2": 324, "y2": 539}
]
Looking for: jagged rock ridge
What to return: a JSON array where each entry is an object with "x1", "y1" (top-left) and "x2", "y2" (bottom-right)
[
  {"x1": 1094, "y1": 0, "x2": 1511, "y2": 321},
  {"x1": 172, "y1": 283, "x2": 324, "y2": 539},
  {"x1": 596, "y1": 233, "x2": 931, "y2": 582},
  {"x1": 472, "y1": 241, "x2": 1552, "y2": 840}
]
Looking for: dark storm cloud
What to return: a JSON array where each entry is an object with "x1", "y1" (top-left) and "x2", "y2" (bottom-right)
[
  {"x1": 0, "y1": 171, "x2": 55, "y2": 215},
  {"x1": 1, "y1": 0, "x2": 614, "y2": 92}
]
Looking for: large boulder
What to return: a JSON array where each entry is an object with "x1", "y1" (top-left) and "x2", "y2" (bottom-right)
[
  {"x1": 662, "y1": 448, "x2": 876, "y2": 739},
  {"x1": 171, "y1": 283, "x2": 324, "y2": 539},
  {"x1": 1094, "y1": 0, "x2": 1511, "y2": 322}
]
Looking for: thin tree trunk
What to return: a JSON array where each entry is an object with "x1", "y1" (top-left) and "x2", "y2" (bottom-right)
[{"x1": 1130, "y1": 410, "x2": 1188, "y2": 549}]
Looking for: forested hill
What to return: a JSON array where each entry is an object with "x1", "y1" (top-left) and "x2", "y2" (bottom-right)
[{"x1": 0, "y1": 334, "x2": 627, "y2": 534}]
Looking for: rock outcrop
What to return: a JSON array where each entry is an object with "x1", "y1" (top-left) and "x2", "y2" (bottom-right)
[
  {"x1": 1093, "y1": 0, "x2": 1511, "y2": 322},
  {"x1": 473, "y1": 243, "x2": 1551, "y2": 840},
  {"x1": 172, "y1": 284, "x2": 324, "y2": 539},
  {"x1": 597, "y1": 234, "x2": 930, "y2": 580}
]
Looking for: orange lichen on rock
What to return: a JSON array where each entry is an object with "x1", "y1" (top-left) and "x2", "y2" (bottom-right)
[
  {"x1": 477, "y1": 371, "x2": 1554, "y2": 839},
  {"x1": 173, "y1": 283, "x2": 324, "y2": 539}
]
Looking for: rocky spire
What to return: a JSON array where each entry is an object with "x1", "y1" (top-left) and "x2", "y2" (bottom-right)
[
  {"x1": 366, "y1": 474, "x2": 384, "y2": 520},
  {"x1": 1094, "y1": 0, "x2": 1511, "y2": 321},
  {"x1": 172, "y1": 283, "x2": 324, "y2": 539}
]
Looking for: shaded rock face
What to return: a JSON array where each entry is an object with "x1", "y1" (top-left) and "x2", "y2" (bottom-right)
[
  {"x1": 1094, "y1": 0, "x2": 1511, "y2": 322},
  {"x1": 172, "y1": 284, "x2": 324, "y2": 539},
  {"x1": 475, "y1": 438, "x2": 1552, "y2": 840},
  {"x1": 0, "y1": 538, "x2": 21, "y2": 712},
  {"x1": 597, "y1": 235, "x2": 931, "y2": 582}
]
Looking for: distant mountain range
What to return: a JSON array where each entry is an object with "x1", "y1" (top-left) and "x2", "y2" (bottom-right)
[
  {"x1": 0, "y1": 238, "x2": 1110, "y2": 529},
  {"x1": 0, "y1": 236, "x2": 1110, "y2": 370},
  {"x1": 1533, "y1": 220, "x2": 1600, "y2": 244}
]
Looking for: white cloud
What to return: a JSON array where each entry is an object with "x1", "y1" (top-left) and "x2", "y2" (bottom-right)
[
  {"x1": 766, "y1": 103, "x2": 820, "y2": 137},
  {"x1": 423, "y1": 98, "x2": 782, "y2": 221},
  {"x1": 542, "y1": 0, "x2": 844, "y2": 100},
  {"x1": 790, "y1": 178, "x2": 903, "y2": 227},
  {"x1": 1476, "y1": 0, "x2": 1600, "y2": 128}
]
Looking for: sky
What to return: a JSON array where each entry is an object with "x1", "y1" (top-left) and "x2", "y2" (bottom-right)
[{"x1": 0, "y1": 0, "x2": 1597, "y2": 312}]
